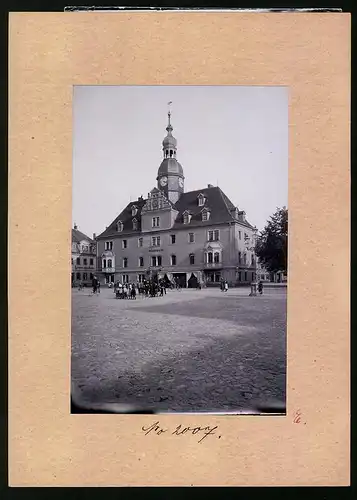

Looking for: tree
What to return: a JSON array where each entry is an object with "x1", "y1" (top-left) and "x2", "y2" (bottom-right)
[{"x1": 255, "y1": 207, "x2": 288, "y2": 274}]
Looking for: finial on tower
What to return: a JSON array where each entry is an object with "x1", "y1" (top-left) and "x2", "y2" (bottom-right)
[{"x1": 167, "y1": 101, "x2": 173, "y2": 133}]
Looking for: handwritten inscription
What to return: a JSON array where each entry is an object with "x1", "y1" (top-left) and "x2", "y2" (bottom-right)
[{"x1": 141, "y1": 421, "x2": 221, "y2": 444}]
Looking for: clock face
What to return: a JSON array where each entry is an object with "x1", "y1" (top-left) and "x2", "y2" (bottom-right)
[
  {"x1": 160, "y1": 176, "x2": 168, "y2": 187},
  {"x1": 178, "y1": 177, "x2": 184, "y2": 188}
]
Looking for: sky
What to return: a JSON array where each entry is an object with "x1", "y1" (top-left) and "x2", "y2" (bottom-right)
[{"x1": 73, "y1": 86, "x2": 288, "y2": 238}]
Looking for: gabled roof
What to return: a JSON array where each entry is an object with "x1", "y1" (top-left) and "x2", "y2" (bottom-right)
[
  {"x1": 97, "y1": 186, "x2": 254, "y2": 239},
  {"x1": 97, "y1": 197, "x2": 147, "y2": 239},
  {"x1": 72, "y1": 228, "x2": 94, "y2": 244}
]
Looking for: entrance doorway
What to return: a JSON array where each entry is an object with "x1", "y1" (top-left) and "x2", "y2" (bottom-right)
[
  {"x1": 187, "y1": 273, "x2": 199, "y2": 288},
  {"x1": 173, "y1": 273, "x2": 187, "y2": 288}
]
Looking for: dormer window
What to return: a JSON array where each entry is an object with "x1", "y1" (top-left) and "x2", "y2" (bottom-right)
[
  {"x1": 201, "y1": 208, "x2": 211, "y2": 221},
  {"x1": 131, "y1": 205, "x2": 138, "y2": 217},
  {"x1": 198, "y1": 193, "x2": 206, "y2": 207},
  {"x1": 132, "y1": 218, "x2": 138, "y2": 230},
  {"x1": 117, "y1": 220, "x2": 123, "y2": 232},
  {"x1": 183, "y1": 211, "x2": 192, "y2": 224}
]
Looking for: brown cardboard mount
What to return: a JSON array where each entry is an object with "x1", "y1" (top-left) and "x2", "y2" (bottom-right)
[{"x1": 8, "y1": 12, "x2": 350, "y2": 486}]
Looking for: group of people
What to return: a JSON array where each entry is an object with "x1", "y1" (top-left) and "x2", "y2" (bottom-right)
[
  {"x1": 114, "y1": 279, "x2": 169, "y2": 299},
  {"x1": 220, "y1": 279, "x2": 229, "y2": 292},
  {"x1": 91, "y1": 276, "x2": 101, "y2": 295}
]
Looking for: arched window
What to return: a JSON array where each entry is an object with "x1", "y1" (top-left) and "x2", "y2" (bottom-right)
[
  {"x1": 132, "y1": 218, "x2": 138, "y2": 230},
  {"x1": 103, "y1": 259, "x2": 106, "y2": 268},
  {"x1": 214, "y1": 252, "x2": 220, "y2": 263},
  {"x1": 117, "y1": 221, "x2": 123, "y2": 232},
  {"x1": 108, "y1": 259, "x2": 112, "y2": 268},
  {"x1": 207, "y1": 252, "x2": 213, "y2": 264},
  {"x1": 243, "y1": 253, "x2": 247, "y2": 264},
  {"x1": 170, "y1": 150, "x2": 173, "y2": 157}
]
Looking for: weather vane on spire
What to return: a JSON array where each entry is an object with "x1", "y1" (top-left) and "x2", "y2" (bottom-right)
[{"x1": 167, "y1": 101, "x2": 173, "y2": 130}]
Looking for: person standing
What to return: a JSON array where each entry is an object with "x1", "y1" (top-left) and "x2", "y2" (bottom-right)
[
  {"x1": 92, "y1": 276, "x2": 97, "y2": 295},
  {"x1": 258, "y1": 281, "x2": 263, "y2": 295},
  {"x1": 224, "y1": 280, "x2": 229, "y2": 292},
  {"x1": 97, "y1": 280, "x2": 101, "y2": 294}
]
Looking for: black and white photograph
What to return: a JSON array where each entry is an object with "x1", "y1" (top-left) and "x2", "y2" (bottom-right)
[{"x1": 71, "y1": 85, "x2": 288, "y2": 415}]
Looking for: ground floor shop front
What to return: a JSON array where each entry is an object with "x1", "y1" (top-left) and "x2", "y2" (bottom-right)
[{"x1": 98, "y1": 266, "x2": 258, "y2": 288}]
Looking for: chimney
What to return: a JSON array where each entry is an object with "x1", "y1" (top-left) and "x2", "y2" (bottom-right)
[
  {"x1": 93, "y1": 233, "x2": 96, "y2": 240},
  {"x1": 207, "y1": 184, "x2": 214, "y2": 188},
  {"x1": 74, "y1": 223, "x2": 78, "y2": 230}
]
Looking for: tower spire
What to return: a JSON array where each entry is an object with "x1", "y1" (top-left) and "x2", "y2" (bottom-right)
[{"x1": 167, "y1": 101, "x2": 173, "y2": 134}]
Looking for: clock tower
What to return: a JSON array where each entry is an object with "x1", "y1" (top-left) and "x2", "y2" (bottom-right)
[{"x1": 157, "y1": 106, "x2": 185, "y2": 204}]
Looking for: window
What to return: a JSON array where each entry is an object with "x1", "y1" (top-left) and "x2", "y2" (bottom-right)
[
  {"x1": 183, "y1": 212, "x2": 191, "y2": 224},
  {"x1": 139, "y1": 257, "x2": 144, "y2": 267},
  {"x1": 138, "y1": 237, "x2": 143, "y2": 247},
  {"x1": 244, "y1": 272, "x2": 248, "y2": 281},
  {"x1": 239, "y1": 231, "x2": 241, "y2": 240},
  {"x1": 123, "y1": 257, "x2": 128, "y2": 268},
  {"x1": 132, "y1": 218, "x2": 138, "y2": 230},
  {"x1": 90, "y1": 258, "x2": 94, "y2": 266},
  {"x1": 122, "y1": 240, "x2": 127, "y2": 249},
  {"x1": 170, "y1": 234, "x2": 176, "y2": 244},
  {"x1": 151, "y1": 256, "x2": 157, "y2": 267},
  {"x1": 108, "y1": 259, "x2": 112, "y2": 268},
  {"x1": 208, "y1": 230, "x2": 214, "y2": 242},
  {"x1": 251, "y1": 255, "x2": 255, "y2": 265},
  {"x1": 105, "y1": 241, "x2": 113, "y2": 250},
  {"x1": 214, "y1": 230, "x2": 219, "y2": 241},
  {"x1": 131, "y1": 205, "x2": 137, "y2": 217},
  {"x1": 215, "y1": 273, "x2": 221, "y2": 283},
  {"x1": 76, "y1": 272, "x2": 81, "y2": 280},
  {"x1": 238, "y1": 271, "x2": 241, "y2": 281},
  {"x1": 238, "y1": 251, "x2": 241, "y2": 263},
  {"x1": 83, "y1": 273, "x2": 87, "y2": 281},
  {"x1": 243, "y1": 253, "x2": 247, "y2": 264},
  {"x1": 189, "y1": 254, "x2": 195, "y2": 265},
  {"x1": 90, "y1": 273, "x2": 94, "y2": 280},
  {"x1": 103, "y1": 259, "x2": 106, "y2": 268},
  {"x1": 152, "y1": 217, "x2": 160, "y2": 227},
  {"x1": 214, "y1": 252, "x2": 220, "y2": 263},
  {"x1": 157, "y1": 256, "x2": 162, "y2": 267},
  {"x1": 117, "y1": 221, "x2": 123, "y2": 232},
  {"x1": 202, "y1": 209, "x2": 210, "y2": 221},
  {"x1": 171, "y1": 255, "x2": 177, "y2": 266},
  {"x1": 123, "y1": 274, "x2": 129, "y2": 283},
  {"x1": 152, "y1": 236, "x2": 161, "y2": 247},
  {"x1": 151, "y1": 256, "x2": 162, "y2": 267},
  {"x1": 83, "y1": 258, "x2": 87, "y2": 265},
  {"x1": 188, "y1": 232, "x2": 195, "y2": 243},
  {"x1": 207, "y1": 252, "x2": 213, "y2": 264},
  {"x1": 138, "y1": 274, "x2": 145, "y2": 283},
  {"x1": 76, "y1": 257, "x2": 80, "y2": 265},
  {"x1": 198, "y1": 194, "x2": 205, "y2": 206}
]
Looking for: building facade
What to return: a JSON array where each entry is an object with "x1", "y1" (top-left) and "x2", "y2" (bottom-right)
[
  {"x1": 97, "y1": 111, "x2": 257, "y2": 287},
  {"x1": 71, "y1": 225, "x2": 97, "y2": 287}
]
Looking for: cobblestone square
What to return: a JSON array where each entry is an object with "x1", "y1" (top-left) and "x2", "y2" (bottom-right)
[{"x1": 72, "y1": 286, "x2": 287, "y2": 413}]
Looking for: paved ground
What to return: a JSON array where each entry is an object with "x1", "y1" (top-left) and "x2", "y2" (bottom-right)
[{"x1": 72, "y1": 287, "x2": 287, "y2": 413}]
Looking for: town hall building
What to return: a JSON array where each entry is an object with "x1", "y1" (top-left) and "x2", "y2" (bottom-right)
[{"x1": 96, "y1": 110, "x2": 258, "y2": 287}]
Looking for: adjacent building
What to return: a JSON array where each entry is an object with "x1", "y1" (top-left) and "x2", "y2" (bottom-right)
[
  {"x1": 71, "y1": 225, "x2": 97, "y2": 287},
  {"x1": 96, "y1": 111, "x2": 257, "y2": 287}
]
